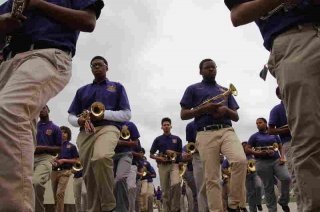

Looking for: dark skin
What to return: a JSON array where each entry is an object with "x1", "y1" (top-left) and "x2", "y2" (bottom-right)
[
  {"x1": 150, "y1": 121, "x2": 181, "y2": 163},
  {"x1": 0, "y1": 0, "x2": 97, "y2": 36},
  {"x1": 78, "y1": 59, "x2": 108, "y2": 127},
  {"x1": 245, "y1": 119, "x2": 286, "y2": 165},
  {"x1": 180, "y1": 60, "x2": 239, "y2": 122},
  {"x1": 34, "y1": 106, "x2": 61, "y2": 154}
]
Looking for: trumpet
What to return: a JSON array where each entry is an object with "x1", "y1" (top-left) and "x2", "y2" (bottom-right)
[
  {"x1": 186, "y1": 142, "x2": 196, "y2": 154},
  {"x1": 72, "y1": 161, "x2": 83, "y2": 172},
  {"x1": 179, "y1": 164, "x2": 187, "y2": 177},
  {"x1": 247, "y1": 159, "x2": 256, "y2": 174},
  {"x1": 91, "y1": 102, "x2": 105, "y2": 119},
  {"x1": 165, "y1": 150, "x2": 177, "y2": 162},
  {"x1": 79, "y1": 110, "x2": 95, "y2": 134},
  {"x1": 120, "y1": 125, "x2": 130, "y2": 140},
  {"x1": 194, "y1": 83, "x2": 237, "y2": 109}
]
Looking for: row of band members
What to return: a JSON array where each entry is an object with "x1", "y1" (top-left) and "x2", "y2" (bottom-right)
[{"x1": 34, "y1": 56, "x2": 293, "y2": 212}]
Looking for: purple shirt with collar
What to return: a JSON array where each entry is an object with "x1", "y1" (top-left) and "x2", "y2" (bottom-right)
[
  {"x1": 150, "y1": 133, "x2": 182, "y2": 163},
  {"x1": 248, "y1": 131, "x2": 281, "y2": 159},
  {"x1": 224, "y1": 0, "x2": 320, "y2": 51},
  {"x1": 186, "y1": 121, "x2": 196, "y2": 143},
  {"x1": 180, "y1": 80, "x2": 239, "y2": 130},
  {"x1": 115, "y1": 121, "x2": 140, "y2": 153},
  {"x1": 141, "y1": 160, "x2": 156, "y2": 182},
  {"x1": 36, "y1": 120, "x2": 62, "y2": 147},
  {"x1": 269, "y1": 101, "x2": 291, "y2": 143},
  {"x1": 57, "y1": 141, "x2": 79, "y2": 170},
  {"x1": 0, "y1": 0, "x2": 104, "y2": 56},
  {"x1": 68, "y1": 79, "x2": 131, "y2": 129}
]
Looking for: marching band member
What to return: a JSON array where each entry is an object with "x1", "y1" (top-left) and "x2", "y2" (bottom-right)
[
  {"x1": 113, "y1": 121, "x2": 140, "y2": 212},
  {"x1": 150, "y1": 117, "x2": 182, "y2": 212},
  {"x1": 0, "y1": 0, "x2": 103, "y2": 209},
  {"x1": 51, "y1": 126, "x2": 79, "y2": 212},
  {"x1": 33, "y1": 105, "x2": 62, "y2": 212},
  {"x1": 245, "y1": 118, "x2": 290, "y2": 212},
  {"x1": 68, "y1": 56, "x2": 131, "y2": 212},
  {"x1": 186, "y1": 120, "x2": 208, "y2": 212},
  {"x1": 242, "y1": 142, "x2": 262, "y2": 212},
  {"x1": 140, "y1": 158, "x2": 157, "y2": 212},
  {"x1": 73, "y1": 169, "x2": 88, "y2": 212},
  {"x1": 180, "y1": 58, "x2": 247, "y2": 212}
]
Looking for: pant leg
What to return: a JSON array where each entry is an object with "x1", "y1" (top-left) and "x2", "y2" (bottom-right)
[
  {"x1": 273, "y1": 161, "x2": 291, "y2": 207},
  {"x1": 268, "y1": 24, "x2": 320, "y2": 212},
  {"x1": 192, "y1": 152, "x2": 208, "y2": 212},
  {"x1": 0, "y1": 49, "x2": 71, "y2": 212},
  {"x1": 81, "y1": 179, "x2": 88, "y2": 212},
  {"x1": 246, "y1": 173, "x2": 257, "y2": 212},
  {"x1": 73, "y1": 177, "x2": 82, "y2": 212},
  {"x1": 33, "y1": 155, "x2": 54, "y2": 212},
  {"x1": 254, "y1": 175, "x2": 262, "y2": 206},
  {"x1": 51, "y1": 171, "x2": 60, "y2": 207},
  {"x1": 140, "y1": 179, "x2": 149, "y2": 211},
  {"x1": 158, "y1": 164, "x2": 172, "y2": 212},
  {"x1": 170, "y1": 163, "x2": 181, "y2": 212},
  {"x1": 220, "y1": 128, "x2": 247, "y2": 209},
  {"x1": 114, "y1": 153, "x2": 133, "y2": 212},
  {"x1": 127, "y1": 165, "x2": 138, "y2": 212},
  {"x1": 184, "y1": 170, "x2": 198, "y2": 212},
  {"x1": 256, "y1": 159, "x2": 277, "y2": 212},
  {"x1": 55, "y1": 170, "x2": 71, "y2": 212},
  {"x1": 77, "y1": 125, "x2": 120, "y2": 212},
  {"x1": 135, "y1": 179, "x2": 142, "y2": 212},
  {"x1": 147, "y1": 183, "x2": 154, "y2": 212},
  {"x1": 197, "y1": 130, "x2": 224, "y2": 212}
]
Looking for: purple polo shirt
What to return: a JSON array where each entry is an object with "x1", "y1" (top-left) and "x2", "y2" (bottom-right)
[
  {"x1": 269, "y1": 101, "x2": 291, "y2": 143},
  {"x1": 156, "y1": 189, "x2": 162, "y2": 200},
  {"x1": 36, "y1": 120, "x2": 62, "y2": 148},
  {"x1": 0, "y1": 0, "x2": 104, "y2": 56},
  {"x1": 57, "y1": 141, "x2": 79, "y2": 170},
  {"x1": 186, "y1": 121, "x2": 196, "y2": 143},
  {"x1": 115, "y1": 121, "x2": 140, "y2": 153},
  {"x1": 141, "y1": 160, "x2": 156, "y2": 182},
  {"x1": 224, "y1": 0, "x2": 320, "y2": 51},
  {"x1": 150, "y1": 134, "x2": 182, "y2": 163},
  {"x1": 180, "y1": 80, "x2": 239, "y2": 130},
  {"x1": 248, "y1": 131, "x2": 281, "y2": 159},
  {"x1": 68, "y1": 79, "x2": 131, "y2": 129}
]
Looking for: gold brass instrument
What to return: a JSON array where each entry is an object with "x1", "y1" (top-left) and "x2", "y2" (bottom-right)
[
  {"x1": 11, "y1": 0, "x2": 27, "y2": 18},
  {"x1": 247, "y1": 159, "x2": 256, "y2": 174},
  {"x1": 72, "y1": 161, "x2": 83, "y2": 172},
  {"x1": 120, "y1": 125, "x2": 130, "y2": 140},
  {"x1": 91, "y1": 102, "x2": 105, "y2": 119},
  {"x1": 79, "y1": 110, "x2": 95, "y2": 134},
  {"x1": 186, "y1": 142, "x2": 196, "y2": 154},
  {"x1": 222, "y1": 167, "x2": 231, "y2": 181},
  {"x1": 142, "y1": 167, "x2": 148, "y2": 177},
  {"x1": 51, "y1": 153, "x2": 59, "y2": 167},
  {"x1": 194, "y1": 83, "x2": 237, "y2": 109},
  {"x1": 165, "y1": 150, "x2": 177, "y2": 162}
]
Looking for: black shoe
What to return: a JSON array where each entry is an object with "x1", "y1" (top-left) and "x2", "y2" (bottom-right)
[
  {"x1": 256, "y1": 204, "x2": 263, "y2": 211},
  {"x1": 240, "y1": 207, "x2": 248, "y2": 212},
  {"x1": 227, "y1": 207, "x2": 240, "y2": 212},
  {"x1": 280, "y1": 205, "x2": 290, "y2": 212}
]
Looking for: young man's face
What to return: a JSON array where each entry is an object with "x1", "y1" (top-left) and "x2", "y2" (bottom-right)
[
  {"x1": 39, "y1": 106, "x2": 49, "y2": 118},
  {"x1": 62, "y1": 130, "x2": 69, "y2": 142},
  {"x1": 200, "y1": 60, "x2": 217, "y2": 81},
  {"x1": 256, "y1": 119, "x2": 267, "y2": 131},
  {"x1": 161, "y1": 121, "x2": 172, "y2": 134},
  {"x1": 91, "y1": 59, "x2": 108, "y2": 80}
]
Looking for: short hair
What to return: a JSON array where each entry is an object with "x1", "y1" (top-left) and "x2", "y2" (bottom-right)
[
  {"x1": 199, "y1": 58, "x2": 213, "y2": 70},
  {"x1": 161, "y1": 117, "x2": 171, "y2": 125},
  {"x1": 141, "y1": 148, "x2": 145, "y2": 154},
  {"x1": 257, "y1": 117, "x2": 267, "y2": 123},
  {"x1": 90, "y1": 56, "x2": 108, "y2": 66},
  {"x1": 60, "y1": 126, "x2": 72, "y2": 141},
  {"x1": 44, "y1": 105, "x2": 50, "y2": 112}
]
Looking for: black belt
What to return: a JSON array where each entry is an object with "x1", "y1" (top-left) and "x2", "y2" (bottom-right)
[
  {"x1": 3, "y1": 41, "x2": 72, "y2": 61},
  {"x1": 197, "y1": 124, "x2": 231, "y2": 132}
]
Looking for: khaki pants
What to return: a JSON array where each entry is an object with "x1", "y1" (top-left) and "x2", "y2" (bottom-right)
[
  {"x1": 76, "y1": 125, "x2": 120, "y2": 212},
  {"x1": 73, "y1": 177, "x2": 88, "y2": 212},
  {"x1": 33, "y1": 154, "x2": 54, "y2": 212},
  {"x1": 51, "y1": 169, "x2": 72, "y2": 212},
  {"x1": 158, "y1": 163, "x2": 181, "y2": 212},
  {"x1": 196, "y1": 128, "x2": 247, "y2": 212},
  {"x1": 268, "y1": 23, "x2": 320, "y2": 212},
  {"x1": 0, "y1": 49, "x2": 71, "y2": 212},
  {"x1": 140, "y1": 180, "x2": 154, "y2": 212}
]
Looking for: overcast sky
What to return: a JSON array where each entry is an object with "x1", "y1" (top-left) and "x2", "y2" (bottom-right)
[{"x1": 43, "y1": 0, "x2": 278, "y2": 187}]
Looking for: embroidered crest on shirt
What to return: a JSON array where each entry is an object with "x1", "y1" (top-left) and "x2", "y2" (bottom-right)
[
  {"x1": 106, "y1": 85, "x2": 116, "y2": 92},
  {"x1": 67, "y1": 144, "x2": 71, "y2": 149},
  {"x1": 46, "y1": 129, "x2": 53, "y2": 136},
  {"x1": 172, "y1": 139, "x2": 177, "y2": 144}
]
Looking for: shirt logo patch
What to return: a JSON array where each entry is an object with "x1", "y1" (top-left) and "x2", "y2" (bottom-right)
[
  {"x1": 107, "y1": 85, "x2": 117, "y2": 92},
  {"x1": 172, "y1": 139, "x2": 177, "y2": 144},
  {"x1": 46, "y1": 129, "x2": 53, "y2": 136},
  {"x1": 67, "y1": 144, "x2": 71, "y2": 149}
]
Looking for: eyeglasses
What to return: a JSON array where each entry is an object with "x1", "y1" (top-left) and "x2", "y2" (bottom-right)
[{"x1": 90, "y1": 63, "x2": 107, "y2": 68}]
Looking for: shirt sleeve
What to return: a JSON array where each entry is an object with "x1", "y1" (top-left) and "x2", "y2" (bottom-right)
[
  {"x1": 150, "y1": 138, "x2": 158, "y2": 154},
  {"x1": 117, "y1": 83, "x2": 131, "y2": 111},
  {"x1": 72, "y1": 0, "x2": 104, "y2": 18},
  {"x1": 228, "y1": 95, "x2": 239, "y2": 110},
  {"x1": 224, "y1": 0, "x2": 250, "y2": 10},
  {"x1": 248, "y1": 134, "x2": 256, "y2": 147},
  {"x1": 268, "y1": 106, "x2": 278, "y2": 126},
  {"x1": 68, "y1": 90, "x2": 83, "y2": 116},
  {"x1": 180, "y1": 86, "x2": 194, "y2": 109},
  {"x1": 128, "y1": 122, "x2": 140, "y2": 140}
]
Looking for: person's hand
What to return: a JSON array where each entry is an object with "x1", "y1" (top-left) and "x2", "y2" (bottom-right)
[
  {"x1": 279, "y1": 157, "x2": 286, "y2": 165},
  {"x1": 77, "y1": 116, "x2": 86, "y2": 127},
  {"x1": 211, "y1": 106, "x2": 229, "y2": 119},
  {"x1": 199, "y1": 102, "x2": 223, "y2": 114},
  {"x1": 266, "y1": 150, "x2": 275, "y2": 156},
  {"x1": 182, "y1": 153, "x2": 192, "y2": 161},
  {"x1": 127, "y1": 140, "x2": 138, "y2": 147},
  {"x1": 0, "y1": 13, "x2": 26, "y2": 33}
]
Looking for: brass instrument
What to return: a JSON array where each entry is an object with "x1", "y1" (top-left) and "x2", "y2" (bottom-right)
[
  {"x1": 165, "y1": 150, "x2": 177, "y2": 162},
  {"x1": 222, "y1": 167, "x2": 231, "y2": 181},
  {"x1": 194, "y1": 83, "x2": 237, "y2": 109},
  {"x1": 120, "y1": 125, "x2": 130, "y2": 140},
  {"x1": 186, "y1": 142, "x2": 196, "y2": 154},
  {"x1": 179, "y1": 164, "x2": 187, "y2": 177},
  {"x1": 91, "y1": 101, "x2": 105, "y2": 119},
  {"x1": 247, "y1": 159, "x2": 256, "y2": 174},
  {"x1": 72, "y1": 161, "x2": 83, "y2": 172},
  {"x1": 79, "y1": 110, "x2": 95, "y2": 134},
  {"x1": 11, "y1": 0, "x2": 27, "y2": 18},
  {"x1": 142, "y1": 167, "x2": 148, "y2": 177},
  {"x1": 51, "y1": 153, "x2": 59, "y2": 167}
]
